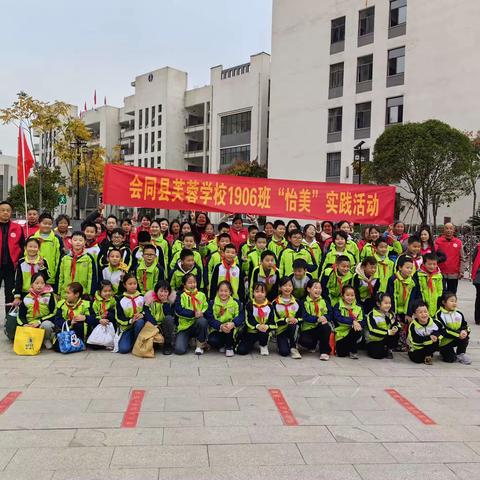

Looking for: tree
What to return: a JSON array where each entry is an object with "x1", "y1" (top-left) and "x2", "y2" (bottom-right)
[
  {"x1": 224, "y1": 159, "x2": 267, "y2": 178},
  {"x1": 7, "y1": 167, "x2": 66, "y2": 215},
  {"x1": 365, "y1": 120, "x2": 473, "y2": 228}
]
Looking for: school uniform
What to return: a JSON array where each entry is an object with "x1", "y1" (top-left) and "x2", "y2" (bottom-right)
[
  {"x1": 205, "y1": 296, "x2": 244, "y2": 350},
  {"x1": 320, "y1": 266, "x2": 353, "y2": 308},
  {"x1": 98, "y1": 265, "x2": 125, "y2": 293},
  {"x1": 332, "y1": 300, "x2": 364, "y2": 357},
  {"x1": 267, "y1": 237, "x2": 288, "y2": 261},
  {"x1": 209, "y1": 260, "x2": 245, "y2": 301},
  {"x1": 298, "y1": 296, "x2": 331, "y2": 354},
  {"x1": 57, "y1": 251, "x2": 97, "y2": 298},
  {"x1": 415, "y1": 265, "x2": 443, "y2": 317},
  {"x1": 249, "y1": 265, "x2": 279, "y2": 302},
  {"x1": 386, "y1": 272, "x2": 419, "y2": 318},
  {"x1": 144, "y1": 298, "x2": 176, "y2": 350},
  {"x1": 278, "y1": 245, "x2": 317, "y2": 278},
  {"x1": 169, "y1": 248, "x2": 203, "y2": 273},
  {"x1": 288, "y1": 273, "x2": 313, "y2": 301},
  {"x1": 91, "y1": 292, "x2": 116, "y2": 322},
  {"x1": 320, "y1": 247, "x2": 357, "y2": 277},
  {"x1": 32, "y1": 230, "x2": 63, "y2": 286},
  {"x1": 239, "y1": 241, "x2": 256, "y2": 274},
  {"x1": 374, "y1": 254, "x2": 394, "y2": 293},
  {"x1": 14, "y1": 256, "x2": 50, "y2": 298},
  {"x1": 173, "y1": 289, "x2": 209, "y2": 354},
  {"x1": 169, "y1": 261, "x2": 203, "y2": 292},
  {"x1": 85, "y1": 240, "x2": 102, "y2": 263},
  {"x1": 272, "y1": 296, "x2": 302, "y2": 356},
  {"x1": 98, "y1": 244, "x2": 132, "y2": 270},
  {"x1": 237, "y1": 301, "x2": 276, "y2": 355},
  {"x1": 132, "y1": 258, "x2": 165, "y2": 294},
  {"x1": 302, "y1": 240, "x2": 322, "y2": 278},
  {"x1": 407, "y1": 317, "x2": 443, "y2": 363},
  {"x1": 365, "y1": 309, "x2": 400, "y2": 359},
  {"x1": 131, "y1": 245, "x2": 166, "y2": 274},
  {"x1": 353, "y1": 264, "x2": 380, "y2": 314},
  {"x1": 151, "y1": 236, "x2": 172, "y2": 273},
  {"x1": 245, "y1": 248, "x2": 267, "y2": 281},
  {"x1": 53, "y1": 298, "x2": 96, "y2": 346},
  {"x1": 396, "y1": 252, "x2": 423, "y2": 272},
  {"x1": 361, "y1": 240, "x2": 402, "y2": 261},
  {"x1": 436, "y1": 308, "x2": 470, "y2": 363}
]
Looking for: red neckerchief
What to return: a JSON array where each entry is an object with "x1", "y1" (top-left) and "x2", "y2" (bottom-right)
[
  {"x1": 124, "y1": 294, "x2": 139, "y2": 314},
  {"x1": 71, "y1": 250, "x2": 84, "y2": 280},
  {"x1": 185, "y1": 289, "x2": 199, "y2": 311},
  {"x1": 365, "y1": 275, "x2": 374, "y2": 297},
  {"x1": 412, "y1": 255, "x2": 421, "y2": 270},
  {"x1": 277, "y1": 296, "x2": 295, "y2": 318},
  {"x1": 254, "y1": 301, "x2": 269, "y2": 323},
  {"x1": 222, "y1": 259, "x2": 233, "y2": 282},
  {"x1": 347, "y1": 307, "x2": 357, "y2": 320},
  {"x1": 27, "y1": 256, "x2": 39, "y2": 276},
  {"x1": 313, "y1": 299, "x2": 320, "y2": 316},
  {"x1": 420, "y1": 265, "x2": 437, "y2": 291},
  {"x1": 395, "y1": 272, "x2": 409, "y2": 301},
  {"x1": 30, "y1": 290, "x2": 42, "y2": 317},
  {"x1": 66, "y1": 299, "x2": 83, "y2": 321},
  {"x1": 273, "y1": 238, "x2": 286, "y2": 250},
  {"x1": 100, "y1": 299, "x2": 108, "y2": 318},
  {"x1": 333, "y1": 264, "x2": 343, "y2": 291}
]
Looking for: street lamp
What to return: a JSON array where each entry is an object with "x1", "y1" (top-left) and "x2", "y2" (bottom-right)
[
  {"x1": 354, "y1": 141, "x2": 366, "y2": 184},
  {"x1": 70, "y1": 139, "x2": 87, "y2": 220}
]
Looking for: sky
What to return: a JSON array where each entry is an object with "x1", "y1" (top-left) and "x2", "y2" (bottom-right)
[{"x1": 0, "y1": 0, "x2": 272, "y2": 156}]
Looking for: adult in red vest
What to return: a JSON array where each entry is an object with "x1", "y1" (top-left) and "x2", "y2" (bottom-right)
[
  {"x1": 229, "y1": 215, "x2": 249, "y2": 251},
  {"x1": 434, "y1": 222, "x2": 465, "y2": 294},
  {"x1": 22, "y1": 207, "x2": 40, "y2": 238},
  {"x1": 0, "y1": 201, "x2": 25, "y2": 315}
]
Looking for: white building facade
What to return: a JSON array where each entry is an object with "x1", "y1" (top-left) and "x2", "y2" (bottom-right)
[
  {"x1": 0, "y1": 152, "x2": 17, "y2": 201},
  {"x1": 268, "y1": 0, "x2": 480, "y2": 225}
]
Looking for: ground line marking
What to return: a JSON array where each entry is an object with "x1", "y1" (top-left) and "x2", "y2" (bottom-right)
[
  {"x1": 121, "y1": 389, "x2": 145, "y2": 428},
  {"x1": 268, "y1": 388, "x2": 298, "y2": 426},
  {"x1": 385, "y1": 388, "x2": 436, "y2": 425},
  {"x1": 0, "y1": 391, "x2": 22, "y2": 415}
]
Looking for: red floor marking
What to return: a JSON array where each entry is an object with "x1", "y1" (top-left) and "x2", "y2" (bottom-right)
[
  {"x1": 0, "y1": 391, "x2": 22, "y2": 414},
  {"x1": 121, "y1": 389, "x2": 145, "y2": 428},
  {"x1": 268, "y1": 389, "x2": 298, "y2": 426},
  {"x1": 385, "y1": 388, "x2": 436, "y2": 425}
]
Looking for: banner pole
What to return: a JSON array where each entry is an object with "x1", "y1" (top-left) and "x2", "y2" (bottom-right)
[{"x1": 20, "y1": 121, "x2": 29, "y2": 237}]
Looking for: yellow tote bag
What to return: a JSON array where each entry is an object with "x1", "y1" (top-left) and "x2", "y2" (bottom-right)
[{"x1": 13, "y1": 326, "x2": 45, "y2": 356}]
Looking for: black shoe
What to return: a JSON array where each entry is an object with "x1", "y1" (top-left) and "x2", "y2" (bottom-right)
[
  {"x1": 386, "y1": 349, "x2": 394, "y2": 359},
  {"x1": 163, "y1": 344, "x2": 173, "y2": 355}
]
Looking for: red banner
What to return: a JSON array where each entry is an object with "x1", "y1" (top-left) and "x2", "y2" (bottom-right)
[{"x1": 103, "y1": 164, "x2": 396, "y2": 224}]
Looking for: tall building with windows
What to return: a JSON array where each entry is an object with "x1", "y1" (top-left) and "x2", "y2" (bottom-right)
[
  {"x1": 268, "y1": 0, "x2": 480, "y2": 224},
  {"x1": 0, "y1": 151, "x2": 17, "y2": 201}
]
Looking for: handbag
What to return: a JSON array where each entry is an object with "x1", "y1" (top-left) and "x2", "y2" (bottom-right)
[
  {"x1": 13, "y1": 326, "x2": 45, "y2": 356},
  {"x1": 87, "y1": 323, "x2": 115, "y2": 349},
  {"x1": 57, "y1": 322, "x2": 85, "y2": 354},
  {"x1": 132, "y1": 322, "x2": 159, "y2": 358},
  {"x1": 4, "y1": 306, "x2": 19, "y2": 342},
  {"x1": 112, "y1": 328, "x2": 122, "y2": 353}
]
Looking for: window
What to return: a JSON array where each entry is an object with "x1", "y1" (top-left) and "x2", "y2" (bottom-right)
[
  {"x1": 359, "y1": 6, "x2": 375, "y2": 37},
  {"x1": 220, "y1": 145, "x2": 250, "y2": 167},
  {"x1": 386, "y1": 96, "x2": 404, "y2": 125},
  {"x1": 150, "y1": 157, "x2": 154, "y2": 169},
  {"x1": 355, "y1": 102, "x2": 372, "y2": 139},
  {"x1": 151, "y1": 106, "x2": 155, "y2": 127},
  {"x1": 357, "y1": 55, "x2": 373, "y2": 83},
  {"x1": 158, "y1": 115, "x2": 162, "y2": 126},
  {"x1": 138, "y1": 134, "x2": 142, "y2": 154},
  {"x1": 144, "y1": 132, "x2": 148, "y2": 153},
  {"x1": 157, "y1": 140, "x2": 162, "y2": 151},
  {"x1": 388, "y1": 47, "x2": 405, "y2": 76},
  {"x1": 331, "y1": 16, "x2": 345, "y2": 44},
  {"x1": 390, "y1": 0, "x2": 407, "y2": 27},
  {"x1": 137, "y1": 158, "x2": 141, "y2": 167},
  {"x1": 328, "y1": 108, "x2": 342, "y2": 133},
  {"x1": 221, "y1": 111, "x2": 251, "y2": 136},
  {"x1": 326, "y1": 152, "x2": 341, "y2": 181},
  {"x1": 144, "y1": 158, "x2": 148, "y2": 168},
  {"x1": 138, "y1": 110, "x2": 143, "y2": 130},
  {"x1": 151, "y1": 131, "x2": 155, "y2": 151},
  {"x1": 145, "y1": 108, "x2": 149, "y2": 129},
  {"x1": 329, "y1": 63, "x2": 344, "y2": 89},
  {"x1": 157, "y1": 156, "x2": 161, "y2": 167},
  {"x1": 158, "y1": 104, "x2": 162, "y2": 113},
  {"x1": 158, "y1": 130, "x2": 162, "y2": 138}
]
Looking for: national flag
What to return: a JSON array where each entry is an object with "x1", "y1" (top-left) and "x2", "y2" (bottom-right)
[
  {"x1": 17, "y1": 125, "x2": 34, "y2": 187},
  {"x1": 94, "y1": 89, "x2": 97, "y2": 106}
]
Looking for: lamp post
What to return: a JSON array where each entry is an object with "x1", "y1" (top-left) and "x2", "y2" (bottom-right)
[{"x1": 354, "y1": 141, "x2": 366, "y2": 184}]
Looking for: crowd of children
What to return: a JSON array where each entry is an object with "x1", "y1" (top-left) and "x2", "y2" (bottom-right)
[{"x1": 10, "y1": 211, "x2": 472, "y2": 365}]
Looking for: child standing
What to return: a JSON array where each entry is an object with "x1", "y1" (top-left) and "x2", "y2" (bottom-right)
[
  {"x1": 333, "y1": 286, "x2": 364, "y2": 359},
  {"x1": 99, "y1": 248, "x2": 128, "y2": 293},
  {"x1": 249, "y1": 250, "x2": 279, "y2": 302},
  {"x1": 132, "y1": 244, "x2": 165, "y2": 294},
  {"x1": 302, "y1": 224, "x2": 322, "y2": 278},
  {"x1": 174, "y1": 273, "x2": 209, "y2": 355},
  {"x1": 415, "y1": 253, "x2": 443, "y2": 317},
  {"x1": 396, "y1": 235, "x2": 423, "y2": 272},
  {"x1": 267, "y1": 220, "x2": 288, "y2": 261},
  {"x1": 169, "y1": 249, "x2": 203, "y2": 292},
  {"x1": 237, "y1": 283, "x2": 276, "y2": 355},
  {"x1": 321, "y1": 231, "x2": 357, "y2": 276},
  {"x1": 288, "y1": 259, "x2": 313, "y2": 301},
  {"x1": 209, "y1": 243, "x2": 244, "y2": 301},
  {"x1": 374, "y1": 238, "x2": 395, "y2": 293},
  {"x1": 321, "y1": 256, "x2": 353, "y2": 308},
  {"x1": 206, "y1": 281, "x2": 244, "y2": 357},
  {"x1": 353, "y1": 256, "x2": 379, "y2": 314},
  {"x1": 436, "y1": 292, "x2": 471, "y2": 364},
  {"x1": 272, "y1": 277, "x2": 302, "y2": 358},
  {"x1": 17, "y1": 273, "x2": 56, "y2": 349},
  {"x1": 244, "y1": 232, "x2": 268, "y2": 278},
  {"x1": 83, "y1": 222, "x2": 101, "y2": 261},
  {"x1": 298, "y1": 279, "x2": 332, "y2": 361},
  {"x1": 365, "y1": 293, "x2": 400, "y2": 359},
  {"x1": 239, "y1": 225, "x2": 259, "y2": 272},
  {"x1": 278, "y1": 229, "x2": 317, "y2": 278},
  {"x1": 408, "y1": 300, "x2": 443, "y2": 365}
]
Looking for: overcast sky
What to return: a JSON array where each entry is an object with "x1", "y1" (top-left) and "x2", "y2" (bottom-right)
[{"x1": 1, "y1": 0, "x2": 272, "y2": 156}]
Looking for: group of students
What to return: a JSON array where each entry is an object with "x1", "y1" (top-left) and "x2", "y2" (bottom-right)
[{"x1": 10, "y1": 209, "x2": 471, "y2": 365}]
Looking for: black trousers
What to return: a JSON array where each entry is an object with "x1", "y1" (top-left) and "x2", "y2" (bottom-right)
[
  {"x1": 236, "y1": 331, "x2": 269, "y2": 355},
  {"x1": 208, "y1": 330, "x2": 234, "y2": 350},
  {"x1": 298, "y1": 324, "x2": 332, "y2": 354},
  {"x1": 336, "y1": 330, "x2": 362, "y2": 357},
  {"x1": 408, "y1": 343, "x2": 438, "y2": 363},
  {"x1": 475, "y1": 285, "x2": 480, "y2": 325},
  {"x1": 367, "y1": 333, "x2": 399, "y2": 359},
  {"x1": 444, "y1": 278, "x2": 459, "y2": 294},
  {"x1": 276, "y1": 324, "x2": 297, "y2": 356},
  {"x1": 439, "y1": 337, "x2": 469, "y2": 363},
  {"x1": 0, "y1": 262, "x2": 15, "y2": 316}
]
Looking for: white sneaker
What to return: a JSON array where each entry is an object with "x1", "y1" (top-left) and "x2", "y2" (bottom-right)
[
  {"x1": 349, "y1": 352, "x2": 359, "y2": 360},
  {"x1": 225, "y1": 348, "x2": 234, "y2": 357},
  {"x1": 219, "y1": 347, "x2": 226, "y2": 353},
  {"x1": 457, "y1": 353, "x2": 472, "y2": 365},
  {"x1": 195, "y1": 346, "x2": 204, "y2": 355},
  {"x1": 260, "y1": 345, "x2": 269, "y2": 356},
  {"x1": 319, "y1": 353, "x2": 330, "y2": 361},
  {"x1": 290, "y1": 347, "x2": 302, "y2": 359}
]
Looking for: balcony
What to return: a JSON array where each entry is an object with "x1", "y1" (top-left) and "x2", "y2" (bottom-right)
[
  {"x1": 185, "y1": 149, "x2": 204, "y2": 159},
  {"x1": 184, "y1": 123, "x2": 205, "y2": 134}
]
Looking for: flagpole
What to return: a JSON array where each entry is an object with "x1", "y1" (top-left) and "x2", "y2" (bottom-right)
[{"x1": 20, "y1": 121, "x2": 29, "y2": 237}]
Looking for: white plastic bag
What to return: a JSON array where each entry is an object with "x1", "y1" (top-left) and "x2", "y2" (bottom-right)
[
  {"x1": 87, "y1": 323, "x2": 115, "y2": 349},
  {"x1": 112, "y1": 328, "x2": 122, "y2": 353}
]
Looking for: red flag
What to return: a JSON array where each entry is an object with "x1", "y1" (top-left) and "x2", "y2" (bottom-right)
[
  {"x1": 17, "y1": 126, "x2": 34, "y2": 187},
  {"x1": 94, "y1": 89, "x2": 97, "y2": 106}
]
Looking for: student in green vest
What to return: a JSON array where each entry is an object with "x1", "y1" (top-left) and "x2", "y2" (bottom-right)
[
  {"x1": 132, "y1": 244, "x2": 165, "y2": 294},
  {"x1": 13, "y1": 237, "x2": 49, "y2": 302},
  {"x1": 205, "y1": 281, "x2": 244, "y2": 357},
  {"x1": 336, "y1": 220, "x2": 360, "y2": 263},
  {"x1": 98, "y1": 228, "x2": 132, "y2": 270},
  {"x1": 387, "y1": 255, "x2": 419, "y2": 321},
  {"x1": 353, "y1": 256, "x2": 379, "y2": 314},
  {"x1": 267, "y1": 220, "x2": 288, "y2": 261},
  {"x1": 321, "y1": 255, "x2": 353, "y2": 308},
  {"x1": 436, "y1": 292, "x2": 471, "y2": 364},
  {"x1": 98, "y1": 248, "x2": 128, "y2": 293},
  {"x1": 278, "y1": 229, "x2": 317, "y2": 278},
  {"x1": 239, "y1": 225, "x2": 259, "y2": 271},
  {"x1": 83, "y1": 222, "x2": 101, "y2": 261},
  {"x1": 17, "y1": 273, "x2": 56, "y2": 350},
  {"x1": 249, "y1": 250, "x2": 279, "y2": 302},
  {"x1": 365, "y1": 292, "x2": 400, "y2": 359},
  {"x1": 302, "y1": 224, "x2": 322, "y2": 277},
  {"x1": 209, "y1": 243, "x2": 245, "y2": 301},
  {"x1": 237, "y1": 282, "x2": 276, "y2": 355},
  {"x1": 360, "y1": 226, "x2": 402, "y2": 260},
  {"x1": 131, "y1": 231, "x2": 166, "y2": 275},
  {"x1": 171, "y1": 222, "x2": 193, "y2": 257},
  {"x1": 407, "y1": 300, "x2": 443, "y2": 365},
  {"x1": 298, "y1": 279, "x2": 332, "y2": 361},
  {"x1": 53, "y1": 281, "x2": 96, "y2": 348},
  {"x1": 174, "y1": 273, "x2": 209, "y2": 355},
  {"x1": 57, "y1": 231, "x2": 97, "y2": 299},
  {"x1": 396, "y1": 235, "x2": 422, "y2": 272},
  {"x1": 169, "y1": 232, "x2": 203, "y2": 273},
  {"x1": 206, "y1": 232, "x2": 231, "y2": 285},
  {"x1": 149, "y1": 219, "x2": 171, "y2": 272},
  {"x1": 112, "y1": 274, "x2": 153, "y2": 354},
  {"x1": 288, "y1": 259, "x2": 312, "y2": 301},
  {"x1": 245, "y1": 232, "x2": 268, "y2": 279},
  {"x1": 414, "y1": 253, "x2": 443, "y2": 317},
  {"x1": 332, "y1": 285, "x2": 364, "y2": 359},
  {"x1": 32, "y1": 212, "x2": 64, "y2": 287},
  {"x1": 92, "y1": 280, "x2": 116, "y2": 327},
  {"x1": 204, "y1": 222, "x2": 231, "y2": 259},
  {"x1": 320, "y1": 231, "x2": 357, "y2": 276},
  {"x1": 272, "y1": 276, "x2": 302, "y2": 359},
  {"x1": 374, "y1": 238, "x2": 395, "y2": 293},
  {"x1": 169, "y1": 248, "x2": 203, "y2": 292},
  {"x1": 144, "y1": 280, "x2": 176, "y2": 355}
]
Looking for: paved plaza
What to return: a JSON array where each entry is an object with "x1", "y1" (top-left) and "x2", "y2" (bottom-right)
[{"x1": 0, "y1": 281, "x2": 480, "y2": 480}]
